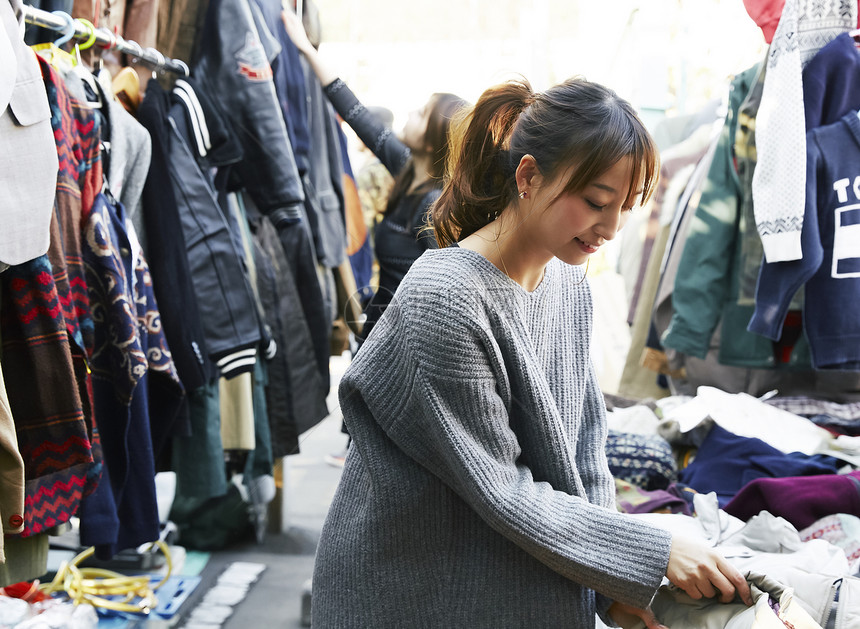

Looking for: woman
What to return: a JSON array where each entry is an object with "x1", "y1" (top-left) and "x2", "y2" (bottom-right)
[
  {"x1": 283, "y1": 10, "x2": 468, "y2": 341},
  {"x1": 302, "y1": 69, "x2": 751, "y2": 629}
]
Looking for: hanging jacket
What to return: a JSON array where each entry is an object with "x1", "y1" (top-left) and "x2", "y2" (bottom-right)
[
  {"x1": 251, "y1": 0, "x2": 311, "y2": 175},
  {"x1": 77, "y1": 191, "x2": 146, "y2": 554},
  {"x1": 80, "y1": 192, "x2": 184, "y2": 558},
  {"x1": 661, "y1": 62, "x2": 812, "y2": 370},
  {"x1": 302, "y1": 58, "x2": 347, "y2": 269},
  {"x1": 162, "y1": 78, "x2": 262, "y2": 378},
  {"x1": 245, "y1": 195, "x2": 329, "y2": 452},
  {"x1": 137, "y1": 78, "x2": 210, "y2": 396},
  {"x1": 192, "y1": 0, "x2": 305, "y2": 227},
  {"x1": 0, "y1": 57, "x2": 103, "y2": 538},
  {"x1": 749, "y1": 113, "x2": 860, "y2": 370},
  {"x1": 250, "y1": 0, "x2": 346, "y2": 269},
  {"x1": 43, "y1": 66, "x2": 103, "y2": 511},
  {"x1": 189, "y1": 0, "x2": 330, "y2": 390}
]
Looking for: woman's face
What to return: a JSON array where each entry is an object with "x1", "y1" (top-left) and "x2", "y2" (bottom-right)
[
  {"x1": 400, "y1": 98, "x2": 434, "y2": 153},
  {"x1": 520, "y1": 156, "x2": 640, "y2": 266}
]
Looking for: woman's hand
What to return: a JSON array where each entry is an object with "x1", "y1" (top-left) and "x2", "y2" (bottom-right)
[
  {"x1": 666, "y1": 535, "x2": 753, "y2": 606},
  {"x1": 608, "y1": 602, "x2": 667, "y2": 629},
  {"x1": 279, "y1": 3, "x2": 338, "y2": 86},
  {"x1": 280, "y1": 3, "x2": 315, "y2": 57}
]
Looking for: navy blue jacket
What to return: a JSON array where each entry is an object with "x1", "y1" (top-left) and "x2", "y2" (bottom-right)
[
  {"x1": 749, "y1": 112, "x2": 860, "y2": 369},
  {"x1": 803, "y1": 32, "x2": 860, "y2": 131},
  {"x1": 252, "y1": 0, "x2": 312, "y2": 175}
]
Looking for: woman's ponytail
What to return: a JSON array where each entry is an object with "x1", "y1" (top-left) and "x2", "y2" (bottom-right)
[{"x1": 431, "y1": 78, "x2": 535, "y2": 247}]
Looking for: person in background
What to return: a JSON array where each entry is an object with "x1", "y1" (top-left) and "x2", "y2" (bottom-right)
[
  {"x1": 282, "y1": 8, "x2": 469, "y2": 342},
  {"x1": 348, "y1": 105, "x2": 395, "y2": 307},
  {"x1": 304, "y1": 70, "x2": 754, "y2": 627},
  {"x1": 355, "y1": 105, "x2": 396, "y2": 239}
]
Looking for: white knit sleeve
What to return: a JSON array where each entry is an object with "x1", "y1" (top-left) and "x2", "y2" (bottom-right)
[
  {"x1": 752, "y1": 0, "x2": 806, "y2": 262},
  {"x1": 752, "y1": 0, "x2": 856, "y2": 263}
]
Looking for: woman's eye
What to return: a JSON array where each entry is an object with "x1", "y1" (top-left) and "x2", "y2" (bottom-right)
[{"x1": 586, "y1": 200, "x2": 606, "y2": 211}]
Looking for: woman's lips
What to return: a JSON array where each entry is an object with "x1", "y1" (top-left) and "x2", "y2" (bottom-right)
[{"x1": 575, "y1": 237, "x2": 599, "y2": 254}]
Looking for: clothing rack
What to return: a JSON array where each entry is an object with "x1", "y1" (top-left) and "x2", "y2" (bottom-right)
[{"x1": 21, "y1": 3, "x2": 189, "y2": 76}]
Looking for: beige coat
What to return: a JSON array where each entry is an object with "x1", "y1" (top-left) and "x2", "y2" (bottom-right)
[{"x1": 0, "y1": 352, "x2": 26, "y2": 564}]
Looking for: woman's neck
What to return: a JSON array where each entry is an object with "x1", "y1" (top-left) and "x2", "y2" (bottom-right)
[
  {"x1": 461, "y1": 210, "x2": 550, "y2": 292},
  {"x1": 407, "y1": 152, "x2": 434, "y2": 193}
]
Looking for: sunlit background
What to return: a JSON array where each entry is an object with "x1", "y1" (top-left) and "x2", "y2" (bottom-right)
[
  {"x1": 311, "y1": 0, "x2": 769, "y2": 392},
  {"x1": 312, "y1": 0, "x2": 767, "y2": 132}
]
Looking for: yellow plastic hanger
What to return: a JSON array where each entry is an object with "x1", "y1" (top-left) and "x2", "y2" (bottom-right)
[{"x1": 31, "y1": 10, "x2": 77, "y2": 71}]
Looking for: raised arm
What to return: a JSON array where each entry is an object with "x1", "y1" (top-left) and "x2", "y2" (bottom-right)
[
  {"x1": 280, "y1": 4, "x2": 337, "y2": 85},
  {"x1": 281, "y1": 6, "x2": 411, "y2": 175}
]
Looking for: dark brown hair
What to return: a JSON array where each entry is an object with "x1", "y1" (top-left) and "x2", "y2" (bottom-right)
[
  {"x1": 385, "y1": 92, "x2": 469, "y2": 216},
  {"x1": 431, "y1": 76, "x2": 660, "y2": 247}
]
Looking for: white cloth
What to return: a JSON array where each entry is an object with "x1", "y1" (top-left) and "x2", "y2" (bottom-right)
[
  {"x1": 658, "y1": 385, "x2": 833, "y2": 455},
  {"x1": 633, "y1": 493, "x2": 859, "y2": 628}
]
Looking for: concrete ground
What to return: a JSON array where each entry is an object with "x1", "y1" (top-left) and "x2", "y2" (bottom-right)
[{"x1": 172, "y1": 355, "x2": 351, "y2": 629}]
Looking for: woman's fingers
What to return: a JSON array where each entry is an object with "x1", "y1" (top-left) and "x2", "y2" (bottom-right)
[
  {"x1": 718, "y1": 557, "x2": 753, "y2": 606},
  {"x1": 666, "y1": 535, "x2": 753, "y2": 606},
  {"x1": 608, "y1": 602, "x2": 668, "y2": 629},
  {"x1": 695, "y1": 578, "x2": 717, "y2": 600},
  {"x1": 637, "y1": 606, "x2": 669, "y2": 629}
]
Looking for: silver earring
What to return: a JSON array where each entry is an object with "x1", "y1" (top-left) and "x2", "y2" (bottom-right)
[{"x1": 518, "y1": 191, "x2": 527, "y2": 199}]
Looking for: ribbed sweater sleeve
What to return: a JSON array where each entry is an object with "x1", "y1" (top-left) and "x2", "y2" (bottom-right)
[
  {"x1": 345, "y1": 252, "x2": 672, "y2": 609},
  {"x1": 323, "y1": 78, "x2": 411, "y2": 176}
]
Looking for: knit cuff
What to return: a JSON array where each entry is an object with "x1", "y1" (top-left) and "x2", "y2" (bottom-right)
[
  {"x1": 214, "y1": 347, "x2": 257, "y2": 379},
  {"x1": 761, "y1": 231, "x2": 803, "y2": 263},
  {"x1": 660, "y1": 320, "x2": 712, "y2": 361},
  {"x1": 270, "y1": 205, "x2": 304, "y2": 227}
]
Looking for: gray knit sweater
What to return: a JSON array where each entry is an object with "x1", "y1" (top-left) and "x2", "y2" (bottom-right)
[{"x1": 312, "y1": 247, "x2": 673, "y2": 628}]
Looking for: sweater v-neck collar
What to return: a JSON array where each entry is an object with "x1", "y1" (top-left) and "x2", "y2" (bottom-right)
[{"x1": 446, "y1": 246, "x2": 555, "y2": 298}]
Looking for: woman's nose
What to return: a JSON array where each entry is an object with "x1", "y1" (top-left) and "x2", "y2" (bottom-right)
[{"x1": 595, "y1": 212, "x2": 623, "y2": 242}]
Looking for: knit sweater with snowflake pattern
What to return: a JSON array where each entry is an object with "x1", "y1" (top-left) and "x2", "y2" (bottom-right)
[{"x1": 312, "y1": 247, "x2": 672, "y2": 628}]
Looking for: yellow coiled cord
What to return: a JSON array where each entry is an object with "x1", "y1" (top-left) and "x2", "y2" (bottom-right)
[{"x1": 39, "y1": 540, "x2": 172, "y2": 615}]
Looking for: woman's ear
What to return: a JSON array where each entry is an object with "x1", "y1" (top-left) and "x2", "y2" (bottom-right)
[{"x1": 515, "y1": 155, "x2": 541, "y2": 194}]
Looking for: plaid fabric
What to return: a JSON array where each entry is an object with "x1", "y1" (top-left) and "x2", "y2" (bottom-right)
[{"x1": 765, "y1": 396, "x2": 860, "y2": 421}]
